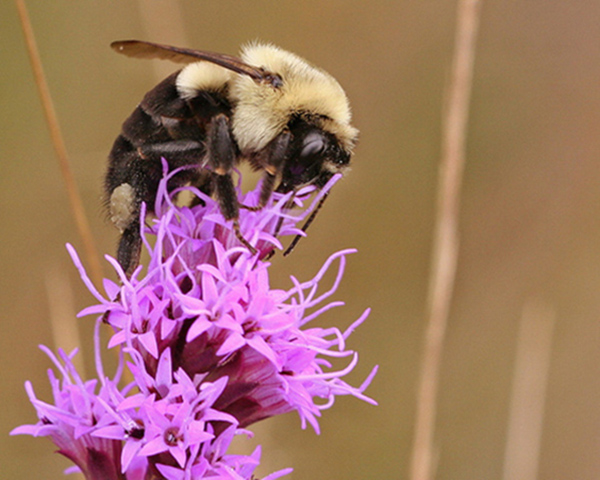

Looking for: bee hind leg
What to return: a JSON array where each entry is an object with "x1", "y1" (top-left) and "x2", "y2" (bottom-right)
[{"x1": 117, "y1": 219, "x2": 143, "y2": 277}]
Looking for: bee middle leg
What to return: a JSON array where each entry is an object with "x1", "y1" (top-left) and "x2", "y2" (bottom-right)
[{"x1": 206, "y1": 114, "x2": 257, "y2": 255}]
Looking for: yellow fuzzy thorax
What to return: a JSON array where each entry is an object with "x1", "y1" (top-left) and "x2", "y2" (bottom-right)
[
  {"x1": 229, "y1": 43, "x2": 358, "y2": 153},
  {"x1": 176, "y1": 62, "x2": 233, "y2": 99}
]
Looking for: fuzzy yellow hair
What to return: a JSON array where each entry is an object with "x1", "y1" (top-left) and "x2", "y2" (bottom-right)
[
  {"x1": 229, "y1": 43, "x2": 358, "y2": 153},
  {"x1": 176, "y1": 61, "x2": 233, "y2": 99}
]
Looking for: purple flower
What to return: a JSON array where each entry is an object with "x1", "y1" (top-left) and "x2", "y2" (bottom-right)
[
  {"x1": 13, "y1": 164, "x2": 377, "y2": 479},
  {"x1": 11, "y1": 326, "x2": 125, "y2": 480}
]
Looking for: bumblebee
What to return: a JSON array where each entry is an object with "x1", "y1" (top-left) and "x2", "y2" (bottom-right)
[{"x1": 105, "y1": 40, "x2": 358, "y2": 275}]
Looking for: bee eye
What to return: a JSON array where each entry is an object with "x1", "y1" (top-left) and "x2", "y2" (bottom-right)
[{"x1": 300, "y1": 132, "x2": 327, "y2": 158}]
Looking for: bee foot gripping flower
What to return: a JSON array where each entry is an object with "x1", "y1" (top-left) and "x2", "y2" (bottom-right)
[{"x1": 12, "y1": 164, "x2": 377, "y2": 479}]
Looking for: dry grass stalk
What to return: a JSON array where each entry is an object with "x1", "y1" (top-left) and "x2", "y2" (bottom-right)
[
  {"x1": 16, "y1": 0, "x2": 103, "y2": 288},
  {"x1": 410, "y1": 1, "x2": 483, "y2": 479}
]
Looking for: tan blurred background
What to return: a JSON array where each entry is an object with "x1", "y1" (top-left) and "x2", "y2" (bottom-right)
[{"x1": 2, "y1": 1, "x2": 600, "y2": 479}]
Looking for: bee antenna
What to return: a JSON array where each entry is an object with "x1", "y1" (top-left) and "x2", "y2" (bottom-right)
[{"x1": 283, "y1": 191, "x2": 330, "y2": 256}]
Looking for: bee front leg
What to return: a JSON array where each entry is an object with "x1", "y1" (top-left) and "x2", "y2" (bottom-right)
[
  {"x1": 259, "y1": 130, "x2": 291, "y2": 209},
  {"x1": 239, "y1": 130, "x2": 291, "y2": 213}
]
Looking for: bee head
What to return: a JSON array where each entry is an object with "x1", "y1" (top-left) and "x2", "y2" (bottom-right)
[{"x1": 230, "y1": 43, "x2": 359, "y2": 158}]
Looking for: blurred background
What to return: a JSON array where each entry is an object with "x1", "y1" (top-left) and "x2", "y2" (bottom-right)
[{"x1": 2, "y1": 1, "x2": 600, "y2": 479}]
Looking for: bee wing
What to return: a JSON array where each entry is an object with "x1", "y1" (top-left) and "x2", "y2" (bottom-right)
[{"x1": 111, "y1": 40, "x2": 275, "y2": 83}]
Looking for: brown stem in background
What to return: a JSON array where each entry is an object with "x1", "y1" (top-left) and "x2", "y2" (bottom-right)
[
  {"x1": 502, "y1": 299, "x2": 555, "y2": 480},
  {"x1": 45, "y1": 265, "x2": 86, "y2": 377},
  {"x1": 15, "y1": 0, "x2": 104, "y2": 288},
  {"x1": 409, "y1": 1, "x2": 483, "y2": 479},
  {"x1": 135, "y1": 0, "x2": 190, "y2": 80}
]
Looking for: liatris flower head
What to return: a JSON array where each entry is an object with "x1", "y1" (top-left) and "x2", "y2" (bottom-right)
[{"x1": 13, "y1": 163, "x2": 377, "y2": 479}]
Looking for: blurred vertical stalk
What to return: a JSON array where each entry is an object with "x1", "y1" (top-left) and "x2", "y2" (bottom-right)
[
  {"x1": 409, "y1": 1, "x2": 483, "y2": 479},
  {"x1": 135, "y1": 0, "x2": 189, "y2": 79},
  {"x1": 45, "y1": 265, "x2": 86, "y2": 376},
  {"x1": 502, "y1": 300, "x2": 555, "y2": 480},
  {"x1": 16, "y1": 0, "x2": 103, "y2": 288}
]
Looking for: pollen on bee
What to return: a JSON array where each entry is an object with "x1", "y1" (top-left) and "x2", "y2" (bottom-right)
[{"x1": 109, "y1": 183, "x2": 136, "y2": 232}]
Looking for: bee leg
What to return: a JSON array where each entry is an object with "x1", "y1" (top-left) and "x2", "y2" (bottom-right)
[
  {"x1": 207, "y1": 115, "x2": 237, "y2": 214},
  {"x1": 189, "y1": 171, "x2": 214, "y2": 207},
  {"x1": 283, "y1": 190, "x2": 330, "y2": 256},
  {"x1": 107, "y1": 170, "x2": 149, "y2": 277},
  {"x1": 137, "y1": 139, "x2": 204, "y2": 166},
  {"x1": 107, "y1": 180, "x2": 143, "y2": 276},
  {"x1": 213, "y1": 173, "x2": 257, "y2": 254},
  {"x1": 244, "y1": 131, "x2": 292, "y2": 259},
  {"x1": 117, "y1": 219, "x2": 142, "y2": 277},
  {"x1": 107, "y1": 139, "x2": 209, "y2": 276},
  {"x1": 240, "y1": 130, "x2": 292, "y2": 213},
  {"x1": 208, "y1": 114, "x2": 257, "y2": 255}
]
